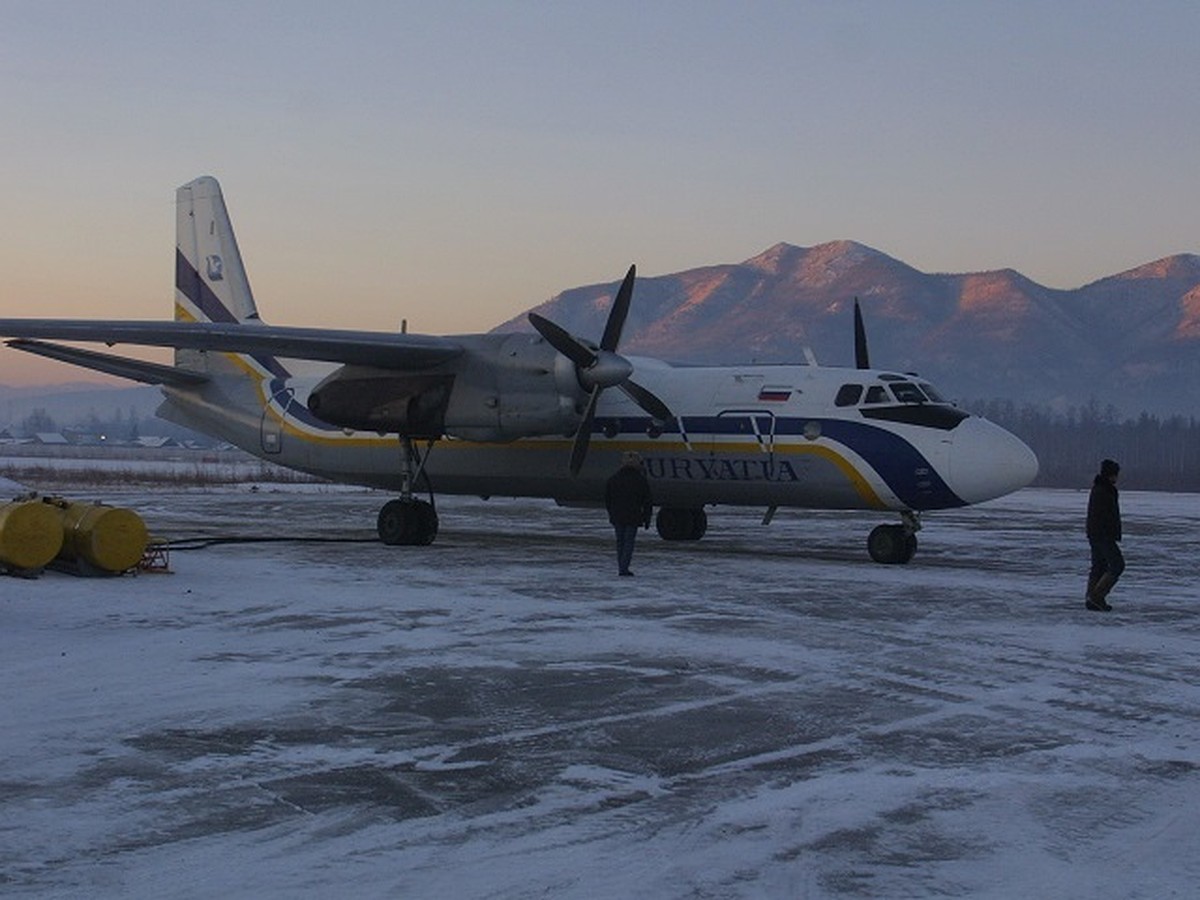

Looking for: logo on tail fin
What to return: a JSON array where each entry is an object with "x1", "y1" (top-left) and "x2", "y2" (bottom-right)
[{"x1": 206, "y1": 255, "x2": 224, "y2": 281}]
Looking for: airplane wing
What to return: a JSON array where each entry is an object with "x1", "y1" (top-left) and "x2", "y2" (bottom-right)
[
  {"x1": 0, "y1": 319, "x2": 465, "y2": 370},
  {"x1": 7, "y1": 338, "x2": 209, "y2": 386}
]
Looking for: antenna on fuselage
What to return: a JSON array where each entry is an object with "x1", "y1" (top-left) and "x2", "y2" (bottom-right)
[{"x1": 853, "y1": 298, "x2": 870, "y2": 370}]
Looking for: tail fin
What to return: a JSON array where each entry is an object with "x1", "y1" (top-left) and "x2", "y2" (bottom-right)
[
  {"x1": 175, "y1": 176, "x2": 284, "y2": 377},
  {"x1": 175, "y1": 176, "x2": 259, "y2": 324}
]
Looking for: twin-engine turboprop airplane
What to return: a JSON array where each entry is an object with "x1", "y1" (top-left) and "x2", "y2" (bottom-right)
[{"x1": 0, "y1": 176, "x2": 1038, "y2": 563}]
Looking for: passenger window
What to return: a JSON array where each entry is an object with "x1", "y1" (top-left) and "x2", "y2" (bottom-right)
[
  {"x1": 835, "y1": 384, "x2": 863, "y2": 407},
  {"x1": 864, "y1": 385, "x2": 888, "y2": 404},
  {"x1": 889, "y1": 382, "x2": 928, "y2": 403}
]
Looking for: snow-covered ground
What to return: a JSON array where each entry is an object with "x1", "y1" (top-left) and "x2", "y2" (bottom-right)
[{"x1": 2, "y1": 481, "x2": 1198, "y2": 898}]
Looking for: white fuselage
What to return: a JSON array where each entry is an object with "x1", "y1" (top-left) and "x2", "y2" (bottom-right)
[{"x1": 159, "y1": 354, "x2": 1038, "y2": 514}]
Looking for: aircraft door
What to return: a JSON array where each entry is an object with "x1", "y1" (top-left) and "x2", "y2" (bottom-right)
[
  {"x1": 260, "y1": 383, "x2": 295, "y2": 455},
  {"x1": 708, "y1": 409, "x2": 776, "y2": 462}
]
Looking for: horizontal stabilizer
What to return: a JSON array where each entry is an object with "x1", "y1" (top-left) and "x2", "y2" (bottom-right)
[
  {"x1": 6, "y1": 339, "x2": 209, "y2": 386},
  {"x1": 0, "y1": 320, "x2": 465, "y2": 370}
]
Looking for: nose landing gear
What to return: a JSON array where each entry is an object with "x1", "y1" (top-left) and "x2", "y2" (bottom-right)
[{"x1": 867, "y1": 511, "x2": 920, "y2": 564}]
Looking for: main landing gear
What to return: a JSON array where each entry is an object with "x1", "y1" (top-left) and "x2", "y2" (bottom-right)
[
  {"x1": 867, "y1": 511, "x2": 920, "y2": 564},
  {"x1": 656, "y1": 506, "x2": 708, "y2": 541},
  {"x1": 377, "y1": 437, "x2": 439, "y2": 546}
]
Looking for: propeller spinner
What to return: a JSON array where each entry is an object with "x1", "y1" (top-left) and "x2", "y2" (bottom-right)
[{"x1": 528, "y1": 265, "x2": 672, "y2": 475}]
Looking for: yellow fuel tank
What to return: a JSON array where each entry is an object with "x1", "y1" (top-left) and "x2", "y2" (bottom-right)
[
  {"x1": 50, "y1": 499, "x2": 149, "y2": 574},
  {"x1": 0, "y1": 498, "x2": 64, "y2": 572}
]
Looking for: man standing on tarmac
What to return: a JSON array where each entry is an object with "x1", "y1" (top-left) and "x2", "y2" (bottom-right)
[
  {"x1": 1086, "y1": 458, "x2": 1125, "y2": 612},
  {"x1": 605, "y1": 451, "x2": 653, "y2": 577}
]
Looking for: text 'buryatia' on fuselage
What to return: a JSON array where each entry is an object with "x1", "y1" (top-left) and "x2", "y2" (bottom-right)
[{"x1": 0, "y1": 175, "x2": 1038, "y2": 562}]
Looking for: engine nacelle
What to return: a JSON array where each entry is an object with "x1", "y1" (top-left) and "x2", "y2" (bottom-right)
[
  {"x1": 307, "y1": 369, "x2": 454, "y2": 437},
  {"x1": 306, "y1": 333, "x2": 584, "y2": 441}
]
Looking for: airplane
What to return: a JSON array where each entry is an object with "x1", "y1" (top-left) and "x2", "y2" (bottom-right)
[{"x1": 0, "y1": 176, "x2": 1038, "y2": 563}]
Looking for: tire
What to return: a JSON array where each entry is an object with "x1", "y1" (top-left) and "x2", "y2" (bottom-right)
[
  {"x1": 377, "y1": 499, "x2": 413, "y2": 545},
  {"x1": 868, "y1": 524, "x2": 913, "y2": 564},
  {"x1": 377, "y1": 499, "x2": 438, "y2": 546},
  {"x1": 414, "y1": 501, "x2": 439, "y2": 546},
  {"x1": 656, "y1": 507, "x2": 707, "y2": 541}
]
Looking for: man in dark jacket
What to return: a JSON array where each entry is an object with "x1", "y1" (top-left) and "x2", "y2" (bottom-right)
[
  {"x1": 1085, "y1": 458, "x2": 1125, "y2": 612},
  {"x1": 604, "y1": 451, "x2": 653, "y2": 577}
]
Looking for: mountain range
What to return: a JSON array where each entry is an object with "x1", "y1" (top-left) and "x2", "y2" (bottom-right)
[
  {"x1": 496, "y1": 241, "x2": 1200, "y2": 416},
  {"x1": 4, "y1": 242, "x2": 1197, "y2": 426}
]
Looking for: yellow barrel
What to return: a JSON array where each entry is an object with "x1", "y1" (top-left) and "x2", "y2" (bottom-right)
[
  {"x1": 53, "y1": 500, "x2": 149, "y2": 574},
  {"x1": 0, "y1": 499, "x2": 64, "y2": 572}
]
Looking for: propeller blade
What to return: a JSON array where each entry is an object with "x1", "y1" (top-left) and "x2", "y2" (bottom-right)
[
  {"x1": 534, "y1": 264, "x2": 650, "y2": 475},
  {"x1": 853, "y1": 298, "x2": 870, "y2": 370},
  {"x1": 599, "y1": 264, "x2": 636, "y2": 352},
  {"x1": 528, "y1": 312, "x2": 596, "y2": 369},
  {"x1": 618, "y1": 379, "x2": 673, "y2": 423},
  {"x1": 569, "y1": 387, "x2": 601, "y2": 475}
]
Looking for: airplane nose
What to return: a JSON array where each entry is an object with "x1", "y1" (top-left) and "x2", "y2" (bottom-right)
[{"x1": 946, "y1": 416, "x2": 1039, "y2": 504}]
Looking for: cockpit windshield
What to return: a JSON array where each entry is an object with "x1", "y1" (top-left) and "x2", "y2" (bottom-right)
[
  {"x1": 919, "y1": 382, "x2": 946, "y2": 402},
  {"x1": 834, "y1": 376, "x2": 968, "y2": 429},
  {"x1": 889, "y1": 382, "x2": 927, "y2": 404},
  {"x1": 838, "y1": 379, "x2": 944, "y2": 406}
]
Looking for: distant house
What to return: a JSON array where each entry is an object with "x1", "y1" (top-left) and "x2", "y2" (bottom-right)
[
  {"x1": 0, "y1": 425, "x2": 15, "y2": 442},
  {"x1": 133, "y1": 436, "x2": 180, "y2": 449},
  {"x1": 64, "y1": 430, "x2": 105, "y2": 447},
  {"x1": 33, "y1": 432, "x2": 71, "y2": 446}
]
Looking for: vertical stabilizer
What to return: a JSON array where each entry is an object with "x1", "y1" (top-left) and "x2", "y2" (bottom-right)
[
  {"x1": 174, "y1": 176, "x2": 285, "y2": 378},
  {"x1": 176, "y1": 176, "x2": 258, "y2": 324}
]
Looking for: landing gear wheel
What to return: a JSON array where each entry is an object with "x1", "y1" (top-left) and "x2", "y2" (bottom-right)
[
  {"x1": 656, "y1": 507, "x2": 707, "y2": 541},
  {"x1": 377, "y1": 498, "x2": 439, "y2": 546},
  {"x1": 867, "y1": 524, "x2": 916, "y2": 564}
]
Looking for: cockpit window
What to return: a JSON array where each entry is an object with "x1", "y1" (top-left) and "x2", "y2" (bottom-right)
[
  {"x1": 889, "y1": 382, "x2": 928, "y2": 404},
  {"x1": 835, "y1": 384, "x2": 863, "y2": 407},
  {"x1": 864, "y1": 385, "x2": 888, "y2": 404},
  {"x1": 919, "y1": 382, "x2": 946, "y2": 403}
]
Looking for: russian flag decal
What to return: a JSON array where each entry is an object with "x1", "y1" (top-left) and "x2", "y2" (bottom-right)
[{"x1": 758, "y1": 387, "x2": 791, "y2": 402}]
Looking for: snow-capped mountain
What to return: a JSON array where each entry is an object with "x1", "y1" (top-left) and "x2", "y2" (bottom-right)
[{"x1": 496, "y1": 241, "x2": 1200, "y2": 415}]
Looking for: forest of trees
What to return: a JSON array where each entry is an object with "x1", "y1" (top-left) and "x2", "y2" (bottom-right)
[{"x1": 971, "y1": 399, "x2": 1200, "y2": 493}]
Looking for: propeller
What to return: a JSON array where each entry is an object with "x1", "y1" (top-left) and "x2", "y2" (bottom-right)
[
  {"x1": 528, "y1": 264, "x2": 673, "y2": 475},
  {"x1": 853, "y1": 297, "x2": 870, "y2": 370}
]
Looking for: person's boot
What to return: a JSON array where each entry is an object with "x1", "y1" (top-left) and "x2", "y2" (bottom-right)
[
  {"x1": 1087, "y1": 573, "x2": 1115, "y2": 611},
  {"x1": 1085, "y1": 573, "x2": 1100, "y2": 604}
]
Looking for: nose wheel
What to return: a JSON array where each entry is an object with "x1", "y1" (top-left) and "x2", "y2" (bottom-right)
[{"x1": 867, "y1": 512, "x2": 920, "y2": 564}]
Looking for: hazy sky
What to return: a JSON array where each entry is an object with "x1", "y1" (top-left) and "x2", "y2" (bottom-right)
[{"x1": 3, "y1": 1, "x2": 1199, "y2": 384}]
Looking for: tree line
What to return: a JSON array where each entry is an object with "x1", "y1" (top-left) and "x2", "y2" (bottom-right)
[
  {"x1": 970, "y1": 399, "x2": 1200, "y2": 492},
  {"x1": 11, "y1": 406, "x2": 206, "y2": 445}
]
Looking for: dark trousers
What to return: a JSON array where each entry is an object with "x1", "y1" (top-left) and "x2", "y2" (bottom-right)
[
  {"x1": 614, "y1": 524, "x2": 639, "y2": 574},
  {"x1": 1089, "y1": 538, "x2": 1126, "y2": 584}
]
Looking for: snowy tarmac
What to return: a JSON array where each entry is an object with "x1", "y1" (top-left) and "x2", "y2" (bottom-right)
[{"x1": 2, "y1": 484, "x2": 1198, "y2": 898}]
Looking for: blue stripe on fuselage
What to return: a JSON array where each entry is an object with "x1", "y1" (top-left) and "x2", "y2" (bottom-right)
[{"x1": 595, "y1": 413, "x2": 965, "y2": 510}]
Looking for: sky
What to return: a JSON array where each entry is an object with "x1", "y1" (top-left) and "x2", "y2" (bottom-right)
[{"x1": 3, "y1": 1, "x2": 1200, "y2": 384}]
